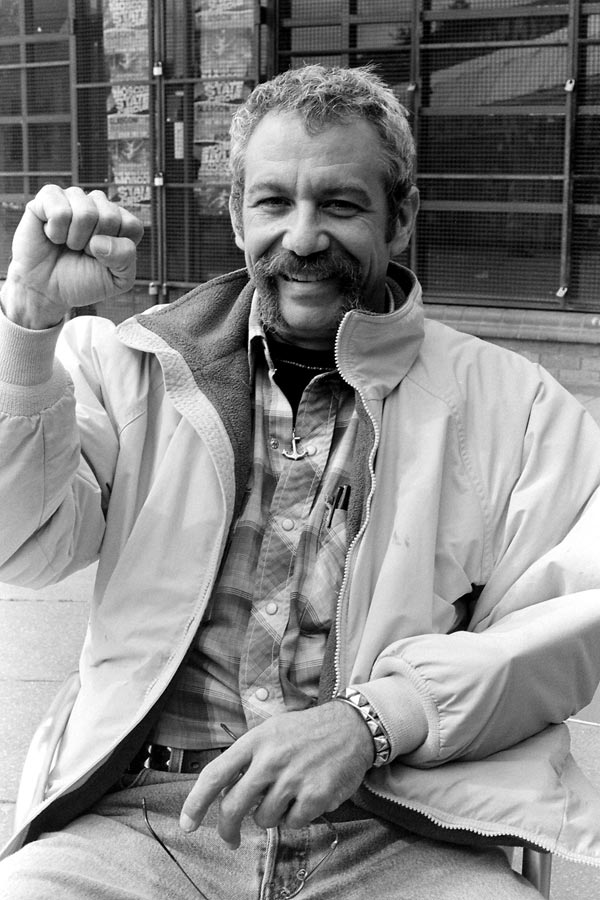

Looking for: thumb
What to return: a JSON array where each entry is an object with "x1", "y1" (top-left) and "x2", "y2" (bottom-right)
[
  {"x1": 87, "y1": 234, "x2": 138, "y2": 293},
  {"x1": 89, "y1": 234, "x2": 113, "y2": 258}
]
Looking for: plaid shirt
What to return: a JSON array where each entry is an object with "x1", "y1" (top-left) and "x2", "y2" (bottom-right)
[{"x1": 154, "y1": 300, "x2": 358, "y2": 748}]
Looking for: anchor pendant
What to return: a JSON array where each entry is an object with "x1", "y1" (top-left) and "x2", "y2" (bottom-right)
[{"x1": 282, "y1": 430, "x2": 308, "y2": 461}]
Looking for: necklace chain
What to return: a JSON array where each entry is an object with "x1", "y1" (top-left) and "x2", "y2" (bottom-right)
[{"x1": 274, "y1": 357, "x2": 334, "y2": 372}]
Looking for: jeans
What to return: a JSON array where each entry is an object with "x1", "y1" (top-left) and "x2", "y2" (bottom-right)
[{"x1": 0, "y1": 770, "x2": 542, "y2": 899}]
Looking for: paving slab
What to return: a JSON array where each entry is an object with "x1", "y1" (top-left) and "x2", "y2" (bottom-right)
[
  {"x1": 0, "y1": 565, "x2": 96, "y2": 603},
  {"x1": 0, "y1": 566, "x2": 95, "y2": 847},
  {"x1": 0, "y1": 599, "x2": 88, "y2": 682},
  {"x1": 0, "y1": 805, "x2": 13, "y2": 849}
]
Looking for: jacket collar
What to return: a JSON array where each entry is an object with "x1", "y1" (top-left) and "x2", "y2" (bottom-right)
[
  {"x1": 335, "y1": 262, "x2": 425, "y2": 401},
  {"x1": 117, "y1": 263, "x2": 424, "y2": 514},
  {"x1": 120, "y1": 262, "x2": 424, "y2": 401},
  {"x1": 242, "y1": 262, "x2": 425, "y2": 398}
]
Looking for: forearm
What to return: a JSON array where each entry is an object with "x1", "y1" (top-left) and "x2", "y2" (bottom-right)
[
  {"x1": 364, "y1": 590, "x2": 600, "y2": 769},
  {"x1": 0, "y1": 308, "x2": 103, "y2": 585}
]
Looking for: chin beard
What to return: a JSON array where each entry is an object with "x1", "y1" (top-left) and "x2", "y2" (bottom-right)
[{"x1": 252, "y1": 249, "x2": 364, "y2": 337}]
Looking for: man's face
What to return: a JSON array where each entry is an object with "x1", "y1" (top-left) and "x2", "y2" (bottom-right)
[{"x1": 231, "y1": 111, "x2": 418, "y2": 350}]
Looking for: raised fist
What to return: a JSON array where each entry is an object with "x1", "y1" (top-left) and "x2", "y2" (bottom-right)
[{"x1": 1, "y1": 184, "x2": 144, "y2": 329}]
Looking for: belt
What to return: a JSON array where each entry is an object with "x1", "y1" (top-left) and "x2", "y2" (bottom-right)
[
  {"x1": 138, "y1": 744, "x2": 376, "y2": 822},
  {"x1": 142, "y1": 744, "x2": 227, "y2": 774}
]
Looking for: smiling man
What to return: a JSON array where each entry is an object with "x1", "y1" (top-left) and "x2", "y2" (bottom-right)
[
  {"x1": 3, "y1": 65, "x2": 600, "y2": 899},
  {"x1": 234, "y1": 109, "x2": 417, "y2": 348}
]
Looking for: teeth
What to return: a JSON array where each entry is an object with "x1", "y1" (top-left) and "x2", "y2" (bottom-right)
[{"x1": 291, "y1": 275, "x2": 326, "y2": 282}]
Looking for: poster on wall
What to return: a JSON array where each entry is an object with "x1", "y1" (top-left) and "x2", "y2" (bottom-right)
[
  {"x1": 103, "y1": 0, "x2": 152, "y2": 227},
  {"x1": 193, "y1": 0, "x2": 256, "y2": 216}
]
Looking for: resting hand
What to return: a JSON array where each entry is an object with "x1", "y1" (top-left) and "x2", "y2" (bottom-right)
[
  {"x1": 0, "y1": 184, "x2": 144, "y2": 329},
  {"x1": 180, "y1": 701, "x2": 375, "y2": 849}
]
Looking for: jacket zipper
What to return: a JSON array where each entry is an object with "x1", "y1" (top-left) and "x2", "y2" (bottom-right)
[
  {"x1": 332, "y1": 352, "x2": 381, "y2": 697},
  {"x1": 363, "y1": 781, "x2": 557, "y2": 853}
]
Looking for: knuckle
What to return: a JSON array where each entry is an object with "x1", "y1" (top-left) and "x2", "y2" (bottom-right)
[
  {"x1": 218, "y1": 791, "x2": 244, "y2": 821},
  {"x1": 198, "y1": 764, "x2": 226, "y2": 794},
  {"x1": 64, "y1": 186, "x2": 89, "y2": 205},
  {"x1": 77, "y1": 208, "x2": 99, "y2": 229},
  {"x1": 120, "y1": 210, "x2": 145, "y2": 242},
  {"x1": 285, "y1": 806, "x2": 313, "y2": 829},
  {"x1": 252, "y1": 806, "x2": 273, "y2": 829},
  {"x1": 88, "y1": 189, "x2": 109, "y2": 203}
]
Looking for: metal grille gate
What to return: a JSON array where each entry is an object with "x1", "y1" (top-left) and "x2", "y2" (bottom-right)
[{"x1": 1, "y1": 0, "x2": 599, "y2": 313}]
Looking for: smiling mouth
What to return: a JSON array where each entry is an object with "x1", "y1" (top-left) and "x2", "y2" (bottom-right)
[{"x1": 281, "y1": 273, "x2": 333, "y2": 283}]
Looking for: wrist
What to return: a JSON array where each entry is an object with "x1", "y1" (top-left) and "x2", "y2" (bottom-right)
[
  {"x1": 334, "y1": 687, "x2": 391, "y2": 768},
  {"x1": 0, "y1": 273, "x2": 65, "y2": 330}
]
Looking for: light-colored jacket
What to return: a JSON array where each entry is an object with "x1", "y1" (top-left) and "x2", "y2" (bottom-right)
[{"x1": 3, "y1": 264, "x2": 600, "y2": 866}]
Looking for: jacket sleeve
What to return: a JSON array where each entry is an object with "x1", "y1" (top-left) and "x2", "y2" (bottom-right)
[
  {"x1": 0, "y1": 309, "x2": 114, "y2": 588},
  {"x1": 355, "y1": 356, "x2": 600, "y2": 767}
]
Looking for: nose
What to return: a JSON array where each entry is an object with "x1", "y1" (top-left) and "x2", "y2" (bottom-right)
[{"x1": 281, "y1": 203, "x2": 330, "y2": 257}]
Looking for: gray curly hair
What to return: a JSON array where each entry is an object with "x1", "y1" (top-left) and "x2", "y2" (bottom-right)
[{"x1": 229, "y1": 64, "x2": 415, "y2": 240}]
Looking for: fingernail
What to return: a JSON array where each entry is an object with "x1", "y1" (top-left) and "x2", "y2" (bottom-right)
[
  {"x1": 93, "y1": 235, "x2": 111, "y2": 256},
  {"x1": 180, "y1": 813, "x2": 196, "y2": 832}
]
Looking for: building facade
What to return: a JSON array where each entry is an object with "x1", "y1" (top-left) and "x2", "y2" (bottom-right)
[{"x1": 1, "y1": 0, "x2": 600, "y2": 405}]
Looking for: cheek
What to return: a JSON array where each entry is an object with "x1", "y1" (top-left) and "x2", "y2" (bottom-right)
[{"x1": 242, "y1": 214, "x2": 283, "y2": 257}]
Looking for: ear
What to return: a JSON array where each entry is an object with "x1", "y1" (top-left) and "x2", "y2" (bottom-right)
[
  {"x1": 388, "y1": 186, "x2": 419, "y2": 257},
  {"x1": 229, "y1": 194, "x2": 245, "y2": 251}
]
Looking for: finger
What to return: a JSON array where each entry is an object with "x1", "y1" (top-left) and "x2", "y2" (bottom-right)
[
  {"x1": 252, "y1": 789, "x2": 295, "y2": 830},
  {"x1": 62, "y1": 186, "x2": 101, "y2": 251},
  {"x1": 216, "y1": 771, "x2": 271, "y2": 849},
  {"x1": 118, "y1": 206, "x2": 145, "y2": 246},
  {"x1": 86, "y1": 191, "x2": 145, "y2": 247},
  {"x1": 180, "y1": 747, "x2": 251, "y2": 834},
  {"x1": 86, "y1": 190, "x2": 126, "y2": 240},
  {"x1": 283, "y1": 795, "x2": 325, "y2": 830},
  {"x1": 88, "y1": 235, "x2": 138, "y2": 293},
  {"x1": 25, "y1": 184, "x2": 74, "y2": 246}
]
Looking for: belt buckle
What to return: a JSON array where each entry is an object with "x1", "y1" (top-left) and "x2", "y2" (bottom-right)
[{"x1": 144, "y1": 744, "x2": 181, "y2": 772}]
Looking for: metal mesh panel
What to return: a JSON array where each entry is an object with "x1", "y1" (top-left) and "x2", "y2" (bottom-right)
[
  {"x1": 159, "y1": 0, "x2": 255, "y2": 295},
  {"x1": 0, "y1": 0, "x2": 72, "y2": 274},
  {"x1": 0, "y1": 0, "x2": 599, "y2": 312},
  {"x1": 274, "y1": 0, "x2": 600, "y2": 311},
  {"x1": 419, "y1": 2, "x2": 572, "y2": 306},
  {"x1": 571, "y1": 19, "x2": 600, "y2": 309},
  {"x1": 75, "y1": 0, "x2": 153, "y2": 281}
]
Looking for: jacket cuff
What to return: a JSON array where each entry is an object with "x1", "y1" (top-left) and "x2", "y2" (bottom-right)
[
  {"x1": 0, "y1": 304, "x2": 63, "y2": 387},
  {"x1": 351, "y1": 674, "x2": 429, "y2": 761}
]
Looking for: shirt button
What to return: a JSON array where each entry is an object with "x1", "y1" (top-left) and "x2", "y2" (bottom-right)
[
  {"x1": 305, "y1": 444, "x2": 317, "y2": 456},
  {"x1": 255, "y1": 687, "x2": 269, "y2": 701},
  {"x1": 265, "y1": 602, "x2": 278, "y2": 615},
  {"x1": 281, "y1": 518, "x2": 295, "y2": 531}
]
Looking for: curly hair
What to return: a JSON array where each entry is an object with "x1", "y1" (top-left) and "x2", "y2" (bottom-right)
[{"x1": 229, "y1": 64, "x2": 415, "y2": 239}]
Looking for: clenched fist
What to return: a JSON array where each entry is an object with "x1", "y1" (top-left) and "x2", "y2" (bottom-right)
[{"x1": 0, "y1": 184, "x2": 144, "y2": 330}]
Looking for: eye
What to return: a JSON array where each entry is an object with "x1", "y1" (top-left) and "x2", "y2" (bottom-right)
[
  {"x1": 322, "y1": 199, "x2": 361, "y2": 216},
  {"x1": 255, "y1": 196, "x2": 290, "y2": 209}
]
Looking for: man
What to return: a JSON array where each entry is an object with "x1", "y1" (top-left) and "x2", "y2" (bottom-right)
[{"x1": 1, "y1": 64, "x2": 600, "y2": 898}]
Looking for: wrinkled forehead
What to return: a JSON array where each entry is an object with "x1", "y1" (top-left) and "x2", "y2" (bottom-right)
[{"x1": 242, "y1": 110, "x2": 388, "y2": 193}]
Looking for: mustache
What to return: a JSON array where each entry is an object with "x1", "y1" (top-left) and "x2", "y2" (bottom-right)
[{"x1": 253, "y1": 249, "x2": 361, "y2": 283}]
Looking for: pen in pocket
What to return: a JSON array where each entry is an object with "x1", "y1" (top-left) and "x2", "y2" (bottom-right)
[{"x1": 326, "y1": 484, "x2": 351, "y2": 528}]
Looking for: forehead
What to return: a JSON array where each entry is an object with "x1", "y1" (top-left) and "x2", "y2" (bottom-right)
[{"x1": 243, "y1": 110, "x2": 387, "y2": 194}]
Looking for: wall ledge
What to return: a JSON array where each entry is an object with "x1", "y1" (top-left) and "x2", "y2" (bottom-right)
[{"x1": 424, "y1": 304, "x2": 600, "y2": 345}]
